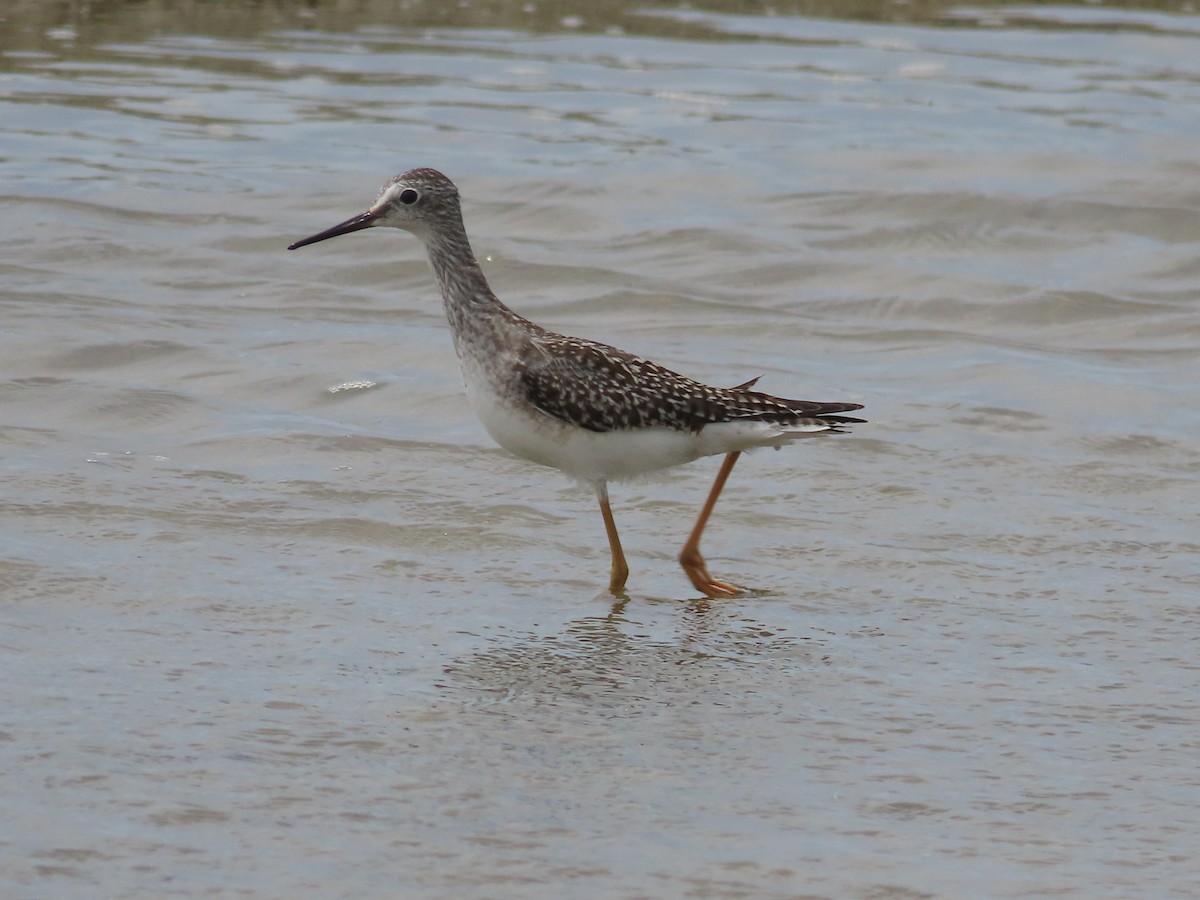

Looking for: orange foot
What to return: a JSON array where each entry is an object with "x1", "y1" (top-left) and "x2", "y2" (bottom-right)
[{"x1": 679, "y1": 550, "x2": 741, "y2": 597}]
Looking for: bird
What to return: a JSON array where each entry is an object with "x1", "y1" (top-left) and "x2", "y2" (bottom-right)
[{"x1": 289, "y1": 168, "x2": 865, "y2": 597}]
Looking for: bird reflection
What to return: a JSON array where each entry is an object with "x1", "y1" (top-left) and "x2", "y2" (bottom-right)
[{"x1": 443, "y1": 599, "x2": 825, "y2": 711}]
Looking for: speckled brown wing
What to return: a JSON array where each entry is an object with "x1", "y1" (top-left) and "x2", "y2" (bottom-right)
[{"x1": 515, "y1": 333, "x2": 865, "y2": 434}]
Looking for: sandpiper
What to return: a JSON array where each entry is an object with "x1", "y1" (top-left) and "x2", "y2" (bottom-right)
[{"x1": 289, "y1": 168, "x2": 864, "y2": 596}]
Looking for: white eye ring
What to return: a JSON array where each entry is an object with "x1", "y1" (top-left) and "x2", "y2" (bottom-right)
[{"x1": 399, "y1": 188, "x2": 419, "y2": 205}]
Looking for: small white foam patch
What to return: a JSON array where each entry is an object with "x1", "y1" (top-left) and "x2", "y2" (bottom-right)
[{"x1": 328, "y1": 380, "x2": 378, "y2": 394}]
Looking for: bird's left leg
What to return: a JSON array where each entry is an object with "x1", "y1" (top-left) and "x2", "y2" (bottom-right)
[{"x1": 679, "y1": 451, "x2": 742, "y2": 597}]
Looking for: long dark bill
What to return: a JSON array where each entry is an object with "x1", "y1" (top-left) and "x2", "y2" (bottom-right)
[{"x1": 287, "y1": 210, "x2": 378, "y2": 250}]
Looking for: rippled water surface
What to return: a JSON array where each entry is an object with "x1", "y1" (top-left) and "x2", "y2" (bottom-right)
[{"x1": 2, "y1": 1, "x2": 1199, "y2": 896}]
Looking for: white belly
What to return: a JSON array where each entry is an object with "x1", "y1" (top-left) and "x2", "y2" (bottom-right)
[
  {"x1": 454, "y1": 342, "x2": 832, "y2": 482},
  {"x1": 464, "y1": 377, "x2": 822, "y2": 484}
]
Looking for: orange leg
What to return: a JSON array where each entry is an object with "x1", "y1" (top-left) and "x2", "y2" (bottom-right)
[
  {"x1": 596, "y1": 481, "x2": 630, "y2": 594},
  {"x1": 679, "y1": 451, "x2": 742, "y2": 597}
]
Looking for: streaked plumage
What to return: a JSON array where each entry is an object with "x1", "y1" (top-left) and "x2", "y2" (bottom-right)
[{"x1": 289, "y1": 168, "x2": 865, "y2": 596}]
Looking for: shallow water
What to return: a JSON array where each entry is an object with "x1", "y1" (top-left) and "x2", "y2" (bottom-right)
[{"x1": 2, "y1": 1, "x2": 1199, "y2": 897}]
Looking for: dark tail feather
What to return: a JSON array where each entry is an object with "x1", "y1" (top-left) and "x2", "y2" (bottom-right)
[{"x1": 729, "y1": 376, "x2": 762, "y2": 391}]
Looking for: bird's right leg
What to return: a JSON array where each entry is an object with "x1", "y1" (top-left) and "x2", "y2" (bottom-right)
[{"x1": 596, "y1": 481, "x2": 630, "y2": 594}]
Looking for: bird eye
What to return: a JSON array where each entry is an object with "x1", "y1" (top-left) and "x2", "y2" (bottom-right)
[{"x1": 399, "y1": 189, "x2": 419, "y2": 205}]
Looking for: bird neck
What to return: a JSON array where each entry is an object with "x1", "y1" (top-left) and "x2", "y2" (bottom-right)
[
  {"x1": 422, "y1": 225, "x2": 537, "y2": 354},
  {"x1": 425, "y1": 226, "x2": 499, "y2": 310}
]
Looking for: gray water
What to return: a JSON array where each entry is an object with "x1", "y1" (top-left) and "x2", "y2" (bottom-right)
[{"x1": 2, "y1": 1, "x2": 1198, "y2": 897}]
